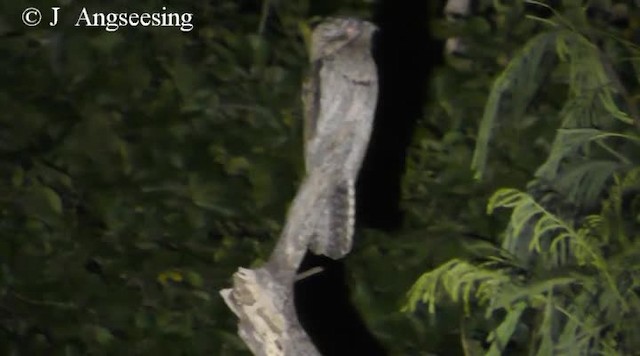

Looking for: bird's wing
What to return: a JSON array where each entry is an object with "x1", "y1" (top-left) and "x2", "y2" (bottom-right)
[
  {"x1": 308, "y1": 177, "x2": 355, "y2": 259},
  {"x1": 302, "y1": 60, "x2": 322, "y2": 172}
]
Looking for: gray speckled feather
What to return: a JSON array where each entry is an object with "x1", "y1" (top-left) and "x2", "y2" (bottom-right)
[{"x1": 300, "y1": 18, "x2": 378, "y2": 259}]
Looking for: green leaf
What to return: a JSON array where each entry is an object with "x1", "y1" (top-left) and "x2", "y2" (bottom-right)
[
  {"x1": 192, "y1": 290, "x2": 211, "y2": 302},
  {"x1": 185, "y1": 270, "x2": 203, "y2": 288},
  {"x1": 535, "y1": 128, "x2": 604, "y2": 180},
  {"x1": 39, "y1": 186, "x2": 62, "y2": 215},
  {"x1": 486, "y1": 302, "x2": 526, "y2": 356},
  {"x1": 556, "y1": 160, "x2": 621, "y2": 207},
  {"x1": 11, "y1": 167, "x2": 24, "y2": 187},
  {"x1": 94, "y1": 326, "x2": 114, "y2": 345},
  {"x1": 472, "y1": 31, "x2": 557, "y2": 179}
]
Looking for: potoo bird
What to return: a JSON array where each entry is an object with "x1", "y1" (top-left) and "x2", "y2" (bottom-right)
[{"x1": 301, "y1": 18, "x2": 378, "y2": 259}]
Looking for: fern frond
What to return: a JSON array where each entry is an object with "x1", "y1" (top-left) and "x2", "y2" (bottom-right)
[
  {"x1": 535, "y1": 128, "x2": 605, "y2": 180},
  {"x1": 472, "y1": 32, "x2": 558, "y2": 179},
  {"x1": 554, "y1": 302, "x2": 602, "y2": 355},
  {"x1": 488, "y1": 188, "x2": 627, "y2": 310},
  {"x1": 535, "y1": 128, "x2": 637, "y2": 209},
  {"x1": 492, "y1": 276, "x2": 578, "y2": 310},
  {"x1": 486, "y1": 301, "x2": 527, "y2": 356},
  {"x1": 487, "y1": 188, "x2": 527, "y2": 212},
  {"x1": 409, "y1": 4, "x2": 640, "y2": 354},
  {"x1": 621, "y1": 166, "x2": 640, "y2": 189},
  {"x1": 555, "y1": 160, "x2": 622, "y2": 208},
  {"x1": 579, "y1": 214, "x2": 608, "y2": 244},
  {"x1": 474, "y1": 28, "x2": 636, "y2": 181},
  {"x1": 489, "y1": 188, "x2": 576, "y2": 266},
  {"x1": 534, "y1": 128, "x2": 636, "y2": 180},
  {"x1": 556, "y1": 30, "x2": 634, "y2": 127},
  {"x1": 403, "y1": 259, "x2": 513, "y2": 315}
]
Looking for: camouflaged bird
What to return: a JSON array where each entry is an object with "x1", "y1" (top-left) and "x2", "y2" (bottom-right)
[{"x1": 301, "y1": 18, "x2": 378, "y2": 259}]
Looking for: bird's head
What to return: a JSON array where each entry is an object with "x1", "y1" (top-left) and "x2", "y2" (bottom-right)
[{"x1": 310, "y1": 18, "x2": 377, "y2": 62}]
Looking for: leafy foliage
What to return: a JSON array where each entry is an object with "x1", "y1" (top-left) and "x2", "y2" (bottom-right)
[
  {"x1": 407, "y1": 168, "x2": 640, "y2": 354},
  {"x1": 472, "y1": 31, "x2": 557, "y2": 179},
  {"x1": 406, "y1": 1, "x2": 640, "y2": 355},
  {"x1": 0, "y1": 0, "x2": 333, "y2": 354}
]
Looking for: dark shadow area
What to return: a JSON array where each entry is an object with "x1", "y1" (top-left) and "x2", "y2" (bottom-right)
[
  {"x1": 357, "y1": 0, "x2": 442, "y2": 230},
  {"x1": 294, "y1": 252, "x2": 387, "y2": 356}
]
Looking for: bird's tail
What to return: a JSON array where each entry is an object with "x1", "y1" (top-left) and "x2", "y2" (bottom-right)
[{"x1": 308, "y1": 178, "x2": 355, "y2": 259}]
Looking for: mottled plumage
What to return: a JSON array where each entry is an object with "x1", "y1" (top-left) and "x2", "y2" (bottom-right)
[{"x1": 301, "y1": 18, "x2": 378, "y2": 259}]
